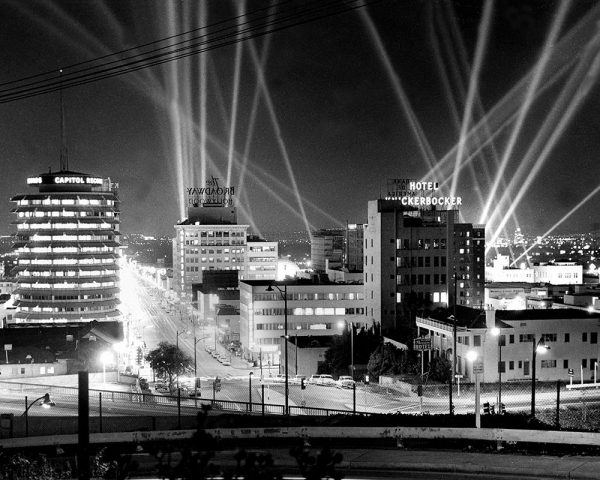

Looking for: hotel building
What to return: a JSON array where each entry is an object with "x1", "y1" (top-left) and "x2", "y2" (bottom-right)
[
  {"x1": 10, "y1": 170, "x2": 120, "y2": 325},
  {"x1": 364, "y1": 180, "x2": 485, "y2": 332}
]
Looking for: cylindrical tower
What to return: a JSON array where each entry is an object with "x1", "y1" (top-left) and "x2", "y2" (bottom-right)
[{"x1": 10, "y1": 170, "x2": 120, "y2": 325}]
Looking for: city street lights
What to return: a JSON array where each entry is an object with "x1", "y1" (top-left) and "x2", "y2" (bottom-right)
[
  {"x1": 23, "y1": 393, "x2": 54, "y2": 437},
  {"x1": 447, "y1": 314, "x2": 457, "y2": 416},
  {"x1": 491, "y1": 326, "x2": 503, "y2": 409},
  {"x1": 176, "y1": 330, "x2": 189, "y2": 349},
  {"x1": 100, "y1": 351, "x2": 113, "y2": 384},
  {"x1": 175, "y1": 330, "x2": 189, "y2": 389},
  {"x1": 531, "y1": 336, "x2": 550, "y2": 417},
  {"x1": 249, "y1": 371, "x2": 254, "y2": 411},
  {"x1": 466, "y1": 350, "x2": 480, "y2": 428},
  {"x1": 193, "y1": 335, "x2": 209, "y2": 382},
  {"x1": 267, "y1": 282, "x2": 289, "y2": 415}
]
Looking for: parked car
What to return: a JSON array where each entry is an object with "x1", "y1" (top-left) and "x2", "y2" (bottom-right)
[
  {"x1": 154, "y1": 383, "x2": 169, "y2": 393},
  {"x1": 308, "y1": 374, "x2": 336, "y2": 386},
  {"x1": 268, "y1": 374, "x2": 287, "y2": 383},
  {"x1": 290, "y1": 374, "x2": 306, "y2": 385},
  {"x1": 319, "y1": 374, "x2": 336, "y2": 386},
  {"x1": 221, "y1": 359, "x2": 231, "y2": 366},
  {"x1": 337, "y1": 376, "x2": 355, "y2": 389}
]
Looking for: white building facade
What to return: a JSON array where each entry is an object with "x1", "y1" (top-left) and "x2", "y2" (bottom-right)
[
  {"x1": 486, "y1": 255, "x2": 582, "y2": 285},
  {"x1": 417, "y1": 308, "x2": 600, "y2": 383},
  {"x1": 240, "y1": 280, "x2": 366, "y2": 366}
]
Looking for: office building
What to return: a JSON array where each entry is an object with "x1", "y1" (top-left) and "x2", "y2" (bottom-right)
[
  {"x1": 173, "y1": 184, "x2": 278, "y2": 324},
  {"x1": 246, "y1": 236, "x2": 278, "y2": 280},
  {"x1": 310, "y1": 228, "x2": 344, "y2": 272},
  {"x1": 239, "y1": 279, "x2": 365, "y2": 367},
  {"x1": 345, "y1": 223, "x2": 365, "y2": 272},
  {"x1": 364, "y1": 179, "x2": 485, "y2": 332},
  {"x1": 11, "y1": 170, "x2": 120, "y2": 324},
  {"x1": 173, "y1": 202, "x2": 247, "y2": 301}
]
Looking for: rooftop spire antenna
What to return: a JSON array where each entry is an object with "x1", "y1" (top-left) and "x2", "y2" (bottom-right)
[{"x1": 59, "y1": 69, "x2": 68, "y2": 172}]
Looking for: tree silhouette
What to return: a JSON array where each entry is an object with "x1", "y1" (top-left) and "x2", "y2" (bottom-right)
[
  {"x1": 319, "y1": 327, "x2": 380, "y2": 377},
  {"x1": 145, "y1": 341, "x2": 192, "y2": 390}
]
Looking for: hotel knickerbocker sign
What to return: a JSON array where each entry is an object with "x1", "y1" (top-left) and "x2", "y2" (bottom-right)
[
  {"x1": 187, "y1": 176, "x2": 235, "y2": 208},
  {"x1": 385, "y1": 178, "x2": 462, "y2": 208}
]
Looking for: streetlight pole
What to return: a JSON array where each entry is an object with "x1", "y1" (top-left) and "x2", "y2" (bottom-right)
[
  {"x1": 283, "y1": 284, "x2": 288, "y2": 415},
  {"x1": 531, "y1": 335, "x2": 550, "y2": 417},
  {"x1": 23, "y1": 393, "x2": 54, "y2": 437},
  {"x1": 447, "y1": 312, "x2": 456, "y2": 415},
  {"x1": 175, "y1": 330, "x2": 185, "y2": 390},
  {"x1": 267, "y1": 282, "x2": 289, "y2": 415},
  {"x1": 465, "y1": 350, "x2": 479, "y2": 428},
  {"x1": 452, "y1": 268, "x2": 457, "y2": 383},
  {"x1": 249, "y1": 371, "x2": 253, "y2": 411},
  {"x1": 295, "y1": 335, "x2": 298, "y2": 375},
  {"x1": 339, "y1": 320, "x2": 355, "y2": 378},
  {"x1": 491, "y1": 327, "x2": 502, "y2": 409},
  {"x1": 350, "y1": 321, "x2": 355, "y2": 380}
]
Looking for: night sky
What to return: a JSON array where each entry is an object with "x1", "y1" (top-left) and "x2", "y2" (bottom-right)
[{"x1": 1, "y1": 0, "x2": 600, "y2": 240}]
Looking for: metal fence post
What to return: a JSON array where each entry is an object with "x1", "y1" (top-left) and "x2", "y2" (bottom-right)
[
  {"x1": 99, "y1": 392, "x2": 103, "y2": 434},
  {"x1": 556, "y1": 380, "x2": 560, "y2": 429},
  {"x1": 353, "y1": 383, "x2": 356, "y2": 415},
  {"x1": 177, "y1": 388, "x2": 181, "y2": 429},
  {"x1": 78, "y1": 371, "x2": 90, "y2": 480},
  {"x1": 24, "y1": 396, "x2": 28, "y2": 437},
  {"x1": 261, "y1": 384, "x2": 265, "y2": 416}
]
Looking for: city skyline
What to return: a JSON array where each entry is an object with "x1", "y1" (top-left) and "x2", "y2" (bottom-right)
[{"x1": 1, "y1": 1, "x2": 600, "y2": 240}]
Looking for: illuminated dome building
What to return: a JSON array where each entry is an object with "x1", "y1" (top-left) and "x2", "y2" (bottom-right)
[{"x1": 10, "y1": 170, "x2": 120, "y2": 325}]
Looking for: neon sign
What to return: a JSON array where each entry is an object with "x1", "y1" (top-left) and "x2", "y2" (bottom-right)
[{"x1": 385, "y1": 178, "x2": 462, "y2": 208}]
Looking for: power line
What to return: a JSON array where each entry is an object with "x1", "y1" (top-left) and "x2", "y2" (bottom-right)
[
  {"x1": 0, "y1": 0, "x2": 295, "y2": 90},
  {"x1": 0, "y1": 0, "x2": 386, "y2": 104}
]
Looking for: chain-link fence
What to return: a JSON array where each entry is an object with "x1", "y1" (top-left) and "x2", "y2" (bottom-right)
[{"x1": 5, "y1": 377, "x2": 600, "y2": 436}]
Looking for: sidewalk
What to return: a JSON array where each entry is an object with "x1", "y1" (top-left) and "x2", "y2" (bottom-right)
[{"x1": 211, "y1": 447, "x2": 600, "y2": 479}]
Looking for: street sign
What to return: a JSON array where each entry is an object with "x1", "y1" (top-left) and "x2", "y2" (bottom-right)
[
  {"x1": 473, "y1": 361, "x2": 484, "y2": 374},
  {"x1": 3, "y1": 345, "x2": 11, "y2": 351},
  {"x1": 568, "y1": 369, "x2": 574, "y2": 376},
  {"x1": 413, "y1": 337, "x2": 432, "y2": 351}
]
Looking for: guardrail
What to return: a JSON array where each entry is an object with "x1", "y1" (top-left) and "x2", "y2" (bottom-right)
[{"x1": 2, "y1": 426, "x2": 600, "y2": 450}]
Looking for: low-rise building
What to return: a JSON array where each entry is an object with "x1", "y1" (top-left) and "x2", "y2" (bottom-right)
[
  {"x1": 485, "y1": 282, "x2": 550, "y2": 310},
  {"x1": 486, "y1": 255, "x2": 583, "y2": 285},
  {"x1": 417, "y1": 306, "x2": 600, "y2": 383}
]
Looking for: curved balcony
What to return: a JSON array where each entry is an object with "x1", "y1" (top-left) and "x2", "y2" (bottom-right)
[
  {"x1": 14, "y1": 259, "x2": 118, "y2": 270},
  {"x1": 15, "y1": 252, "x2": 119, "y2": 261},
  {"x1": 13, "y1": 309, "x2": 121, "y2": 322},
  {"x1": 16, "y1": 297, "x2": 119, "y2": 309},
  {"x1": 16, "y1": 274, "x2": 118, "y2": 284},
  {"x1": 10, "y1": 192, "x2": 118, "y2": 202},
  {"x1": 13, "y1": 286, "x2": 119, "y2": 296}
]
